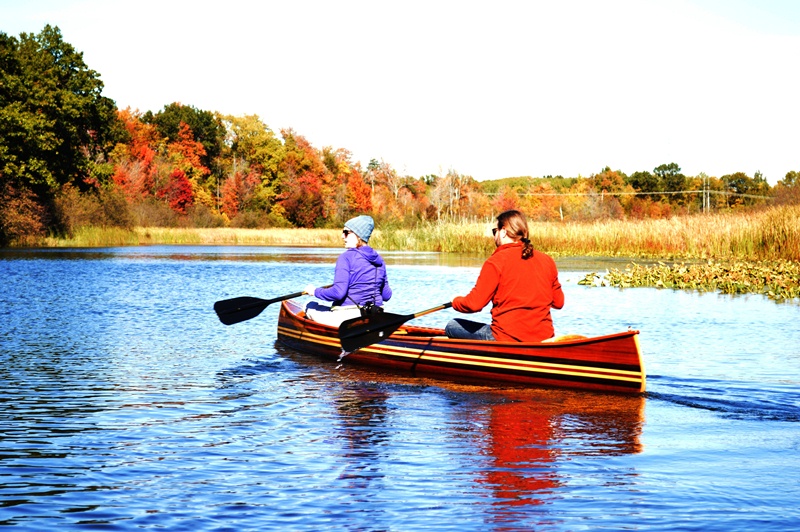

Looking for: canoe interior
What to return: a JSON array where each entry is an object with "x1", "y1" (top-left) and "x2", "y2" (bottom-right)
[{"x1": 277, "y1": 300, "x2": 646, "y2": 395}]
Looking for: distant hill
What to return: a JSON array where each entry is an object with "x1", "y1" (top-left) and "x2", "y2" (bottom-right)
[{"x1": 479, "y1": 176, "x2": 578, "y2": 194}]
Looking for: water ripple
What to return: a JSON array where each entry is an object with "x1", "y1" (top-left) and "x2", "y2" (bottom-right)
[{"x1": 1, "y1": 248, "x2": 800, "y2": 530}]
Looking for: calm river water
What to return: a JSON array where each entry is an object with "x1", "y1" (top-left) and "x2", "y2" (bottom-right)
[{"x1": 1, "y1": 246, "x2": 798, "y2": 531}]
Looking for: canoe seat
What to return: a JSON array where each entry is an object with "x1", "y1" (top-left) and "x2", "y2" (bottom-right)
[{"x1": 543, "y1": 334, "x2": 588, "y2": 343}]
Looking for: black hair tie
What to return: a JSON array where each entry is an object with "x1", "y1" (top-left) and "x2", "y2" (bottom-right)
[{"x1": 521, "y1": 237, "x2": 531, "y2": 245}]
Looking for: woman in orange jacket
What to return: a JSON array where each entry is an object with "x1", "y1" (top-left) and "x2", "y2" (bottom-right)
[{"x1": 446, "y1": 210, "x2": 564, "y2": 342}]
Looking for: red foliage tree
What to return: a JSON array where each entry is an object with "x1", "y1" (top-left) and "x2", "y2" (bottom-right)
[
  {"x1": 279, "y1": 173, "x2": 324, "y2": 227},
  {"x1": 220, "y1": 170, "x2": 261, "y2": 219},
  {"x1": 157, "y1": 168, "x2": 194, "y2": 214}
]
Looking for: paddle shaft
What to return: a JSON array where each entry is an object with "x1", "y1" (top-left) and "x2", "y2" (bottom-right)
[
  {"x1": 338, "y1": 302, "x2": 453, "y2": 351},
  {"x1": 236, "y1": 292, "x2": 304, "y2": 313},
  {"x1": 411, "y1": 302, "x2": 453, "y2": 319}
]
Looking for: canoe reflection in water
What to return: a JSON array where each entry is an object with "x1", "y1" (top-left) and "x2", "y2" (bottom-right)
[
  {"x1": 473, "y1": 389, "x2": 644, "y2": 516},
  {"x1": 276, "y1": 345, "x2": 644, "y2": 516}
]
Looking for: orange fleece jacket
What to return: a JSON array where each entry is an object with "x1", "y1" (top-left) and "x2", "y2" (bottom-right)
[{"x1": 452, "y1": 242, "x2": 564, "y2": 342}]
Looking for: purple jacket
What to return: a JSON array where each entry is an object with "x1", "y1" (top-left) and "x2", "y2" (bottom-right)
[{"x1": 314, "y1": 246, "x2": 392, "y2": 307}]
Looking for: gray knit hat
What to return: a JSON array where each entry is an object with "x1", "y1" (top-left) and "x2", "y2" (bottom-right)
[{"x1": 344, "y1": 215, "x2": 375, "y2": 244}]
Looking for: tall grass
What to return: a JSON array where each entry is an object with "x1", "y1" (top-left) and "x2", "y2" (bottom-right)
[
  {"x1": 43, "y1": 227, "x2": 344, "y2": 247},
  {"x1": 132, "y1": 227, "x2": 344, "y2": 247},
  {"x1": 41, "y1": 204, "x2": 799, "y2": 262},
  {"x1": 43, "y1": 226, "x2": 141, "y2": 247},
  {"x1": 377, "y1": 205, "x2": 800, "y2": 261}
]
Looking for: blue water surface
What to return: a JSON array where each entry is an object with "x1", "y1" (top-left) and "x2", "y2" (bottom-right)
[{"x1": 0, "y1": 246, "x2": 798, "y2": 531}]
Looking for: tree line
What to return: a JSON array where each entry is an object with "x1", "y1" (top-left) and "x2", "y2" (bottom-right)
[{"x1": 2, "y1": 26, "x2": 799, "y2": 245}]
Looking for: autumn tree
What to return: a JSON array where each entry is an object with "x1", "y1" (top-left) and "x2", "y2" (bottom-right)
[
  {"x1": 220, "y1": 170, "x2": 261, "y2": 219},
  {"x1": 430, "y1": 170, "x2": 474, "y2": 221},
  {"x1": 143, "y1": 102, "x2": 225, "y2": 171},
  {"x1": 556, "y1": 178, "x2": 590, "y2": 221},
  {"x1": 492, "y1": 185, "x2": 521, "y2": 214},
  {"x1": 224, "y1": 115, "x2": 283, "y2": 176},
  {"x1": 162, "y1": 122, "x2": 214, "y2": 210},
  {"x1": 0, "y1": 181, "x2": 47, "y2": 245},
  {"x1": 157, "y1": 168, "x2": 194, "y2": 214},
  {"x1": 524, "y1": 182, "x2": 561, "y2": 221},
  {"x1": 110, "y1": 108, "x2": 160, "y2": 201},
  {"x1": 780, "y1": 170, "x2": 799, "y2": 188},
  {"x1": 277, "y1": 129, "x2": 326, "y2": 227},
  {"x1": 345, "y1": 168, "x2": 373, "y2": 214},
  {"x1": 216, "y1": 115, "x2": 284, "y2": 221},
  {"x1": 394, "y1": 177, "x2": 434, "y2": 221},
  {"x1": 370, "y1": 159, "x2": 407, "y2": 202},
  {"x1": 590, "y1": 167, "x2": 627, "y2": 194},
  {"x1": 722, "y1": 171, "x2": 770, "y2": 207}
]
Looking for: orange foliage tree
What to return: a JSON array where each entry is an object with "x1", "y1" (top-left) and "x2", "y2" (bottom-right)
[
  {"x1": 277, "y1": 130, "x2": 326, "y2": 227},
  {"x1": 169, "y1": 122, "x2": 209, "y2": 175},
  {"x1": 168, "y1": 121, "x2": 212, "y2": 208},
  {"x1": 220, "y1": 170, "x2": 262, "y2": 219},
  {"x1": 111, "y1": 108, "x2": 160, "y2": 201},
  {"x1": 492, "y1": 185, "x2": 521, "y2": 213},
  {"x1": 524, "y1": 182, "x2": 562, "y2": 221},
  {"x1": 345, "y1": 169, "x2": 373, "y2": 214}
]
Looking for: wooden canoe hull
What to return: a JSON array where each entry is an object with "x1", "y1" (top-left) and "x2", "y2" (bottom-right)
[{"x1": 277, "y1": 300, "x2": 646, "y2": 395}]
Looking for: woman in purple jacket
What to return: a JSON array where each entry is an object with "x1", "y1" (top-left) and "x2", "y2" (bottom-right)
[{"x1": 304, "y1": 215, "x2": 392, "y2": 327}]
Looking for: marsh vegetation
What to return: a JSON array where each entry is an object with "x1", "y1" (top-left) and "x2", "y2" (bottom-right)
[{"x1": 39, "y1": 204, "x2": 800, "y2": 301}]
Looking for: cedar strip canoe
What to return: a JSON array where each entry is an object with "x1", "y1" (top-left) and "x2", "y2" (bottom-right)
[{"x1": 277, "y1": 300, "x2": 646, "y2": 395}]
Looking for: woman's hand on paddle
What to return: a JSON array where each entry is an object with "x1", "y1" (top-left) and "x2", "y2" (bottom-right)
[{"x1": 304, "y1": 284, "x2": 316, "y2": 296}]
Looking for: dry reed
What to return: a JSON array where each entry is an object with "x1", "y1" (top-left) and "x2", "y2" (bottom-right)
[{"x1": 42, "y1": 204, "x2": 799, "y2": 263}]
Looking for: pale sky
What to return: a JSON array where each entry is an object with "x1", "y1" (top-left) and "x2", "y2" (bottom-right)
[{"x1": 3, "y1": 0, "x2": 800, "y2": 184}]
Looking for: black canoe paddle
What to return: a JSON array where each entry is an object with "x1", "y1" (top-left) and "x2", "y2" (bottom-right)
[
  {"x1": 214, "y1": 292, "x2": 306, "y2": 325},
  {"x1": 338, "y1": 302, "x2": 453, "y2": 352},
  {"x1": 215, "y1": 285, "x2": 333, "y2": 325}
]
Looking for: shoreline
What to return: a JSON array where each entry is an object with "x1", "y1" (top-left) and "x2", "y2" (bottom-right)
[
  {"x1": 35, "y1": 205, "x2": 800, "y2": 261},
  {"x1": 23, "y1": 223, "x2": 800, "y2": 303}
]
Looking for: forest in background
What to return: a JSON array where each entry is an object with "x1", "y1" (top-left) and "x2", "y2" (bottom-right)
[{"x1": 2, "y1": 25, "x2": 800, "y2": 247}]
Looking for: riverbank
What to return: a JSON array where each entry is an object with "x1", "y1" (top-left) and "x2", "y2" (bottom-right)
[
  {"x1": 41, "y1": 204, "x2": 800, "y2": 260},
  {"x1": 35, "y1": 204, "x2": 800, "y2": 301}
]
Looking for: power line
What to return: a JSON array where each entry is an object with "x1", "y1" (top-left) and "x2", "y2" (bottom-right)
[{"x1": 484, "y1": 190, "x2": 773, "y2": 200}]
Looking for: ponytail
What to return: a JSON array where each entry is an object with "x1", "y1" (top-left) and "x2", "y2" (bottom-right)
[{"x1": 520, "y1": 237, "x2": 533, "y2": 259}]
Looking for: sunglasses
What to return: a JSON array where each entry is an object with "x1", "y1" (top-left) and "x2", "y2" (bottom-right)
[
  {"x1": 492, "y1": 227, "x2": 501, "y2": 236},
  {"x1": 342, "y1": 229, "x2": 354, "y2": 237}
]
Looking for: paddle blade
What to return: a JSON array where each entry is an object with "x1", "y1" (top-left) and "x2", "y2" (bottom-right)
[
  {"x1": 214, "y1": 291, "x2": 307, "y2": 325},
  {"x1": 214, "y1": 297, "x2": 269, "y2": 325},
  {"x1": 338, "y1": 312, "x2": 410, "y2": 352}
]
